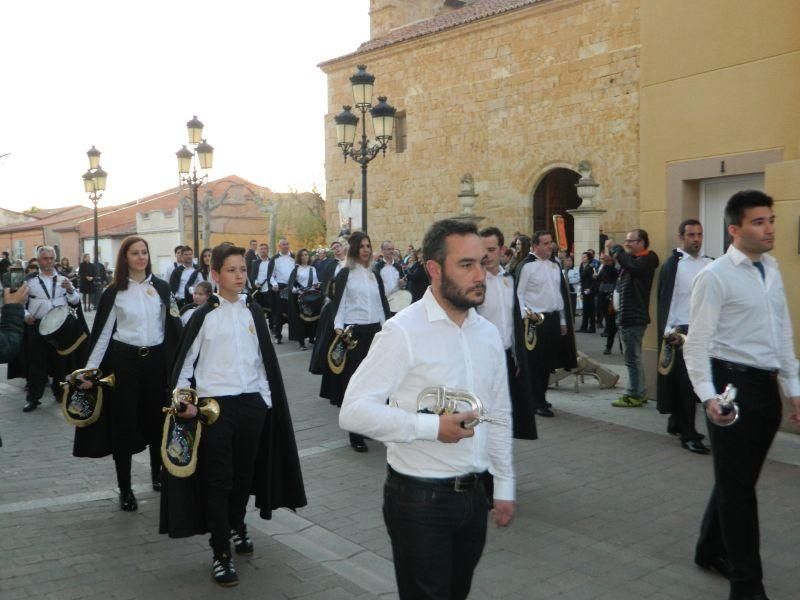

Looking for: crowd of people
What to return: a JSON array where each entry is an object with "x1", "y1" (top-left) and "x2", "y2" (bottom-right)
[{"x1": 1, "y1": 189, "x2": 797, "y2": 599}]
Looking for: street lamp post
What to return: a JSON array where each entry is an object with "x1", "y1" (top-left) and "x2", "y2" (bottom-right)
[
  {"x1": 334, "y1": 65, "x2": 396, "y2": 234},
  {"x1": 176, "y1": 116, "x2": 214, "y2": 252},
  {"x1": 82, "y1": 146, "x2": 107, "y2": 264}
]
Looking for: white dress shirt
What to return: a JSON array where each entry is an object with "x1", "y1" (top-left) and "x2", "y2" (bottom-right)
[
  {"x1": 86, "y1": 275, "x2": 166, "y2": 369},
  {"x1": 665, "y1": 250, "x2": 712, "y2": 333},
  {"x1": 334, "y1": 265, "x2": 386, "y2": 331},
  {"x1": 177, "y1": 266, "x2": 205, "y2": 300},
  {"x1": 292, "y1": 265, "x2": 318, "y2": 293},
  {"x1": 340, "y1": 287, "x2": 515, "y2": 500},
  {"x1": 270, "y1": 254, "x2": 295, "y2": 286},
  {"x1": 379, "y1": 261, "x2": 401, "y2": 297},
  {"x1": 26, "y1": 271, "x2": 80, "y2": 320},
  {"x1": 684, "y1": 245, "x2": 800, "y2": 401},
  {"x1": 516, "y1": 255, "x2": 565, "y2": 324},
  {"x1": 476, "y1": 266, "x2": 514, "y2": 349},
  {"x1": 177, "y1": 295, "x2": 271, "y2": 406},
  {"x1": 180, "y1": 306, "x2": 197, "y2": 326}
]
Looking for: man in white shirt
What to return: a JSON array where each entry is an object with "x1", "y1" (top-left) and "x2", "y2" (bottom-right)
[
  {"x1": 169, "y1": 246, "x2": 204, "y2": 307},
  {"x1": 656, "y1": 219, "x2": 713, "y2": 454},
  {"x1": 341, "y1": 219, "x2": 514, "y2": 600},
  {"x1": 269, "y1": 239, "x2": 295, "y2": 343},
  {"x1": 478, "y1": 226, "x2": 536, "y2": 440},
  {"x1": 684, "y1": 191, "x2": 800, "y2": 600},
  {"x1": 514, "y1": 230, "x2": 577, "y2": 418},
  {"x1": 20, "y1": 246, "x2": 83, "y2": 411},
  {"x1": 374, "y1": 240, "x2": 405, "y2": 299},
  {"x1": 248, "y1": 243, "x2": 272, "y2": 307}
]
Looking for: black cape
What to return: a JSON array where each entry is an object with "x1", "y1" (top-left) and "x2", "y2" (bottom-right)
[
  {"x1": 308, "y1": 267, "x2": 391, "y2": 386},
  {"x1": 655, "y1": 249, "x2": 712, "y2": 414},
  {"x1": 286, "y1": 265, "x2": 317, "y2": 342},
  {"x1": 159, "y1": 295, "x2": 307, "y2": 537},
  {"x1": 72, "y1": 276, "x2": 182, "y2": 458}
]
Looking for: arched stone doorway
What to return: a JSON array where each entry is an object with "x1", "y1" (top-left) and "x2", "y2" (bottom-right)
[{"x1": 532, "y1": 168, "x2": 581, "y2": 253}]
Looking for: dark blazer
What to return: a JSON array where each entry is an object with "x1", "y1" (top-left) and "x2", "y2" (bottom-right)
[
  {"x1": 159, "y1": 295, "x2": 307, "y2": 536},
  {"x1": 611, "y1": 246, "x2": 660, "y2": 327}
]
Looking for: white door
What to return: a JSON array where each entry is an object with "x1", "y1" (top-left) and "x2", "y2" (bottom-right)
[{"x1": 700, "y1": 174, "x2": 764, "y2": 258}]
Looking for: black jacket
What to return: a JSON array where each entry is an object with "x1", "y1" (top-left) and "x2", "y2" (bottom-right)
[
  {"x1": 0, "y1": 303, "x2": 24, "y2": 363},
  {"x1": 159, "y1": 295, "x2": 307, "y2": 536},
  {"x1": 611, "y1": 247, "x2": 659, "y2": 327},
  {"x1": 169, "y1": 265, "x2": 202, "y2": 300},
  {"x1": 579, "y1": 263, "x2": 597, "y2": 295}
]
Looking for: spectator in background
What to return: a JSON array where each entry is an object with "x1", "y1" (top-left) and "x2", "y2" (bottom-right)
[
  {"x1": 78, "y1": 253, "x2": 95, "y2": 311},
  {"x1": 578, "y1": 251, "x2": 597, "y2": 333},
  {"x1": 597, "y1": 252, "x2": 619, "y2": 354},
  {"x1": 563, "y1": 255, "x2": 579, "y2": 321},
  {"x1": 0, "y1": 251, "x2": 10, "y2": 276}
]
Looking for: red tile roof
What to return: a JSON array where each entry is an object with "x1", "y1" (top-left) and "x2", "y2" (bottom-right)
[
  {"x1": 319, "y1": 0, "x2": 545, "y2": 66},
  {"x1": 0, "y1": 206, "x2": 94, "y2": 233}
]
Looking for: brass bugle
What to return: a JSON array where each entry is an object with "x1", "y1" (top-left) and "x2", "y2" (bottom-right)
[
  {"x1": 523, "y1": 308, "x2": 545, "y2": 351},
  {"x1": 416, "y1": 386, "x2": 509, "y2": 429},
  {"x1": 62, "y1": 368, "x2": 115, "y2": 390},
  {"x1": 164, "y1": 387, "x2": 220, "y2": 425}
]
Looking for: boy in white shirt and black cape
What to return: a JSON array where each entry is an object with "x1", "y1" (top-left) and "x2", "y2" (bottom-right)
[{"x1": 159, "y1": 243, "x2": 306, "y2": 587}]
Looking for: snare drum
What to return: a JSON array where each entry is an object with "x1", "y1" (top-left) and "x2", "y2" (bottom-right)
[
  {"x1": 39, "y1": 306, "x2": 87, "y2": 356},
  {"x1": 387, "y1": 290, "x2": 412, "y2": 314}
]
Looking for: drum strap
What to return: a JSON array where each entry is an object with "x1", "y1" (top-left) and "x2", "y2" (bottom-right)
[{"x1": 37, "y1": 275, "x2": 57, "y2": 300}]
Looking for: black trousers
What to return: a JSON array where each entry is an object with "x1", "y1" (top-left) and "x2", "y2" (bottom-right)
[
  {"x1": 664, "y1": 348, "x2": 702, "y2": 442},
  {"x1": 109, "y1": 341, "x2": 167, "y2": 490},
  {"x1": 199, "y1": 393, "x2": 268, "y2": 556},
  {"x1": 383, "y1": 467, "x2": 489, "y2": 600},
  {"x1": 25, "y1": 322, "x2": 65, "y2": 401},
  {"x1": 579, "y1": 292, "x2": 595, "y2": 330},
  {"x1": 338, "y1": 322, "x2": 381, "y2": 446},
  {"x1": 507, "y1": 348, "x2": 536, "y2": 440},
  {"x1": 271, "y1": 284, "x2": 288, "y2": 339},
  {"x1": 696, "y1": 360, "x2": 782, "y2": 595},
  {"x1": 524, "y1": 311, "x2": 560, "y2": 409}
]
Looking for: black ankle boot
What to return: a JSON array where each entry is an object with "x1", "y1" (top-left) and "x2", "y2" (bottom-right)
[{"x1": 120, "y1": 488, "x2": 137, "y2": 511}]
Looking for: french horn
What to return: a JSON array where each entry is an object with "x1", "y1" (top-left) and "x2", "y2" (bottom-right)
[
  {"x1": 161, "y1": 388, "x2": 220, "y2": 478},
  {"x1": 416, "y1": 386, "x2": 509, "y2": 429},
  {"x1": 714, "y1": 383, "x2": 740, "y2": 427},
  {"x1": 60, "y1": 368, "x2": 116, "y2": 428},
  {"x1": 657, "y1": 326, "x2": 688, "y2": 375},
  {"x1": 327, "y1": 325, "x2": 358, "y2": 375},
  {"x1": 523, "y1": 308, "x2": 545, "y2": 351}
]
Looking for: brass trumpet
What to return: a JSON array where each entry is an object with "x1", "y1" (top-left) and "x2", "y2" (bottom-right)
[
  {"x1": 657, "y1": 326, "x2": 687, "y2": 375},
  {"x1": 714, "y1": 383, "x2": 740, "y2": 427},
  {"x1": 327, "y1": 325, "x2": 358, "y2": 375},
  {"x1": 416, "y1": 386, "x2": 509, "y2": 429},
  {"x1": 60, "y1": 368, "x2": 116, "y2": 427},
  {"x1": 161, "y1": 388, "x2": 220, "y2": 478},
  {"x1": 524, "y1": 308, "x2": 545, "y2": 351}
]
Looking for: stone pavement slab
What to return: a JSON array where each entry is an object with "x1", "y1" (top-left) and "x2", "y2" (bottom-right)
[{"x1": 1, "y1": 325, "x2": 798, "y2": 599}]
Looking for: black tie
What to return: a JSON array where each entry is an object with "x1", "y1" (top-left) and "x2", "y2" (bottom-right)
[{"x1": 753, "y1": 261, "x2": 765, "y2": 282}]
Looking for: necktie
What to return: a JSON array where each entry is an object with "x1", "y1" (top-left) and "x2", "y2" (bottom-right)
[{"x1": 753, "y1": 261, "x2": 765, "y2": 282}]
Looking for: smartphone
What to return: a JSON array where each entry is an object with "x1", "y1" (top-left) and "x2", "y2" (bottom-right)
[{"x1": 1, "y1": 267, "x2": 26, "y2": 293}]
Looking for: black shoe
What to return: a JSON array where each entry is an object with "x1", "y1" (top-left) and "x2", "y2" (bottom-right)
[
  {"x1": 534, "y1": 407, "x2": 555, "y2": 418},
  {"x1": 350, "y1": 439, "x2": 368, "y2": 453},
  {"x1": 230, "y1": 527, "x2": 254, "y2": 555},
  {"x1": 729, "y1": 593, "x2": 769, "y2": 600},
  {"x1": 275, "y1": 337, "x2": 282, "y2": 345},
  {"x1": 23, "y1": 399, "x2": 41, "y2": 412},
  {"x1": 120, "y1": 488, "x2": 138, "y2": 511},
  {"x1": 602, "y1": 348, "x2": 612, "y2": 355},
  {"x1": 299, "y1": 343, "x2": 307, "y2": 350},
  {"x1": 694, "y1": 555, "x2": 731, "y2": 579},
  {"x1": 682, "y1": 440, "x2": 711, "y2": 455},
  {"x1": 211, "y1": 554, "x2": 239, "y2": 587},
  {"x1": 600, "y1": 331, "x2": 608, "y2": 337}
]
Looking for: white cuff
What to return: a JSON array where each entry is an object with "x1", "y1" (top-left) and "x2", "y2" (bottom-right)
[
  {"x1": 694, "y1": 382, "x2": 717, "y2": 404},
  {"x1": 415, "y1": 413, "x2": 440, "y2": 441},
  {"x1": 492, "y1": 478, "x2": 515, "y2": 502}
]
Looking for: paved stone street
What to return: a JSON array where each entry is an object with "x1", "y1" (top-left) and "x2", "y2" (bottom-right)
[{"x1": 1, "y1": 327, "x2": 799, "y2": 600}]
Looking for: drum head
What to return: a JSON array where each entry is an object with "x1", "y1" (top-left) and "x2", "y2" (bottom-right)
[
  {"x1": 388, "y1": 290, "x2": 412, "y2": 313},
  {"x1": 39, "y1": 306, "x2": 69, "y2": 335}
]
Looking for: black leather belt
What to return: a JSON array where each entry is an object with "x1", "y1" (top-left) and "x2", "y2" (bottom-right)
[
  {"x1": 112, "y1": 340, "x2": 163, "y2": 358},
  {"x1": 712, "y1": 358, "x2": 778, "y2": 379},
  {"x1": 387, "y1": 465, "x2": 486, "y2": 492}
]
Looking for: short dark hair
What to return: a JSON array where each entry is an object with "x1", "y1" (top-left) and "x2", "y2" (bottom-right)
[
  {"x1": 631, "y1": 228, "x2": 650, "y2": 248},
  {"x1": 479, "y1": 226, "x2": 504, "y2": 247},
  {"x1": 194, "y1": 280, "x2": 213, "y2": 296},
  {"x1": 250, "y1": 239, "x2": 257, "y2": 244},
  {"x1": 211, "y1": 243, "x2": 245, "y2": 272},
  {"x1": 422, "y1": 219, "x2": 478, "y2": 267},
  {"x1": 173, "y1": 245, "x2": 184, "y2": 255},
  {"x1": 725, "y1": 190, "x2": 773, "y2": 227},
  {"x1": 678, "y1": 218, "x2": 702, "y2": 236},
  {"x1": 183, "y1": 245, "x2": 193, "y2": 254},
  {"x1": 531, "y1": 230, "x2": 551, "y2": 247}
]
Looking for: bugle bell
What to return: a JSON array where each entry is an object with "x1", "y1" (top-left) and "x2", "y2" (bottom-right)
[
  {"x1": 657, "y1": 326, "x2": 687, "y2": 375},
  {"x1": 60, "y1": 368, "x2": 115, "y2": 428},
  {"x1": 713, "y1": 383, "x2": 740, "y2": 427},
  {"x1": 161, "y1": 388, "x2": 220, "y2": 478},
  {"x1": 524, "y1": 308, "x2": 545, "y2": 351},
  {"x1": 416, "y1": 386, "x2": 508, "y2": 429},
  {"x1": 327, "y1": 325, "x2": 358, "y2": 375}
]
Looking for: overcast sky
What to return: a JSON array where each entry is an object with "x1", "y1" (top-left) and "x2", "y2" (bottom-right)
[{"x1": 0, "y1": 0, "x2": 369, "y2": 212}]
